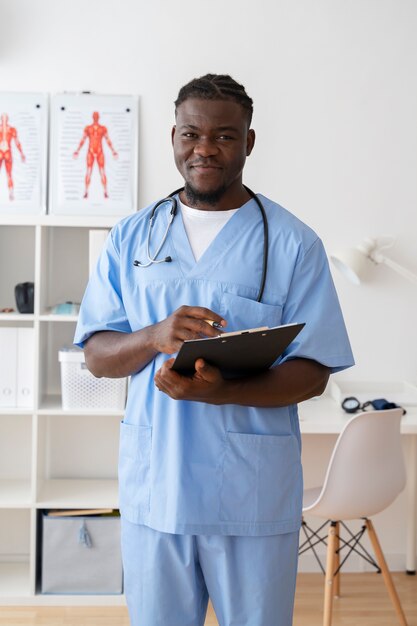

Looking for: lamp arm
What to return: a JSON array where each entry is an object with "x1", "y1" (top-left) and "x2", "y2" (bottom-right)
[{"x1": 373, "y1": 252, "x2": 417, "y2": 285}]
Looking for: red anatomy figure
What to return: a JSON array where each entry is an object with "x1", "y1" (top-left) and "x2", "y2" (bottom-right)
[
  {"x1": 73, "y1": 111, "x2": 118, "y2": 199},
  {"x1": 0, "y1": 113, "x2": 26, "y2": 201}
]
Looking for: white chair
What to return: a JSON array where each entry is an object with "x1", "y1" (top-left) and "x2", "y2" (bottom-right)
[{"x1": 300, "y1": 408, "x2": 408, "y2": 626}]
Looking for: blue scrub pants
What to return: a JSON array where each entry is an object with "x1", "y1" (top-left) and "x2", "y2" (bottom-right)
[{"x1": 121, "y1": 518, "x2": 299, "y2": 626}]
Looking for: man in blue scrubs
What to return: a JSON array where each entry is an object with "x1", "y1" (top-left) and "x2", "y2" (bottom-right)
[{"x1": 75, "y1": 74, "x2": 354, "y2": 626}]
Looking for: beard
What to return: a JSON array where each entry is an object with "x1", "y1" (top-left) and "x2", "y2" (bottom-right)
[{"x1": 184, "y1": 182, "x2": 227, "y2": 208}]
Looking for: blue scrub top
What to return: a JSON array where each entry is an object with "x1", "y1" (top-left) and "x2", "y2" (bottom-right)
[{"x1": 74, "y1": 193, "x2": 354, "y2": 536}]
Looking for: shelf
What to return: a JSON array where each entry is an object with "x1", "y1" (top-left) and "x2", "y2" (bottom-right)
[
  {"x1": 0, "y1": 217, "x2": 123, "y2": 602},
  {"x1": 0, "y1": 407, "x2": 33, "y2": 416},
  {"x1": 0, "y1": 314, "x2": 34, "y2": 322},
  {"x1": 39, "y1": 314, "x2": 78, "y2": 323},
  {"x1": 36, "y1": 479, "x2": 119, "y2": 509},
  {"x1": 0, "y1": 481, "x2": 32, "y2": 508},
  {"x1": 0, "y1": 562, "x2": 31, "y2": 598}
]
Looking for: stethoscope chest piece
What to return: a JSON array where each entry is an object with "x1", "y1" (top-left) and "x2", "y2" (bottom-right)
[{"x1": 133, "y1": 195, "x2": 177, "y2": 267}]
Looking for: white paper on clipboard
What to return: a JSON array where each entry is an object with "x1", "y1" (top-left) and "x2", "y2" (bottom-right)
[{"x1": 49, "y1": 92, "x2": 139, "y2": 216}]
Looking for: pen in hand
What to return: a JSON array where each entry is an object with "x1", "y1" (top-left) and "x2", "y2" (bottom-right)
[{"x1": 204, "y1": 319, "x2": 224, "y2": 330}]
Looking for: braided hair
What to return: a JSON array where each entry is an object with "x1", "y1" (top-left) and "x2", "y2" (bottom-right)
[{"x1": 175, "y1": 74, "x2": 253, "y2": 125}]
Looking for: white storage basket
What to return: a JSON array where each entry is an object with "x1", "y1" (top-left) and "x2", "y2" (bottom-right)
[{"x1": 59, "y1": 349, "x2": 126, "y2": 410}]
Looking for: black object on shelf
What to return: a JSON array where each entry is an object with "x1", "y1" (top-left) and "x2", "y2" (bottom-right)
[{"x1": 15, "y1": 282, "x2": 35, "y2": 314}]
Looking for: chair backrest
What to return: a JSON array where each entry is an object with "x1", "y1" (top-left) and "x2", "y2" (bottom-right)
[{"x1": 304, "y1": 408, "x2": 406, "y2": 520}]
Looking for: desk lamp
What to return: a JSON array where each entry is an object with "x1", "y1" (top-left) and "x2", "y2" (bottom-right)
[{"x1": 330, "y1": 237, "x2": 417, "y2": 286}]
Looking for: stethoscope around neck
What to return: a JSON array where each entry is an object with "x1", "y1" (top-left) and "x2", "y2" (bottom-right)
[{"x1": 133, "y1": 185, "x2": 269, "y2": 303}]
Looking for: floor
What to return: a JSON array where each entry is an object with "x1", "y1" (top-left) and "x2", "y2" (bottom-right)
[{"x1": 0, "y1": 573, "x2": 416, "y2": 625}]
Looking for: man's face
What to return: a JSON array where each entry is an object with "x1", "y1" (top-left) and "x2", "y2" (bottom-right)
[{"x1": 172, "y1": 98, "x2": 255, "y2": 208}]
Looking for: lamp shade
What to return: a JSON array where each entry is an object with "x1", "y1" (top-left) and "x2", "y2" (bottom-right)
[{"x1": 330, "y1": 247, "x2": 369, "y2": 285}]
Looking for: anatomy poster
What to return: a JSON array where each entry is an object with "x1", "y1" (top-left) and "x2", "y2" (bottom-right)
[
  {"x1": 50, "y1": 93, "x2": 138, "y2": 215},
  {"x1": 0, "y1": 93, "x2": 48, "y2": 214}
]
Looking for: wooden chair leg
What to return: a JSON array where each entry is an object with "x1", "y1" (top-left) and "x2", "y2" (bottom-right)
[
  {"x1": 365, "y1": 519, "x2": 408, "y2": 626},
  {"x1": 334, "y1": 521, "x2": 340, "y2": 598},
  {"x1": 323, "y1": 521, "x2": 337, "y2": 626}
]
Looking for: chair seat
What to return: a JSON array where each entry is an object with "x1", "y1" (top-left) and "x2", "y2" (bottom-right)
[{"x1": 303, "y1": 486, "x2": 322, "y2": 511}]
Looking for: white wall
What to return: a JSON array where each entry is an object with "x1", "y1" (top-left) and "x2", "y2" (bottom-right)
[{"x1": 1, "y1": 0, "x2": 416, "y2": 568}]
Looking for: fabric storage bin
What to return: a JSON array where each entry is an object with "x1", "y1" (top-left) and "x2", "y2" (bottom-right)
[
  {"x1": 59, "y1": 348, "x2": 126, "y2": 410},
  {"x1": 41, "y1": 512, "x2": 123, "y2": 594}
]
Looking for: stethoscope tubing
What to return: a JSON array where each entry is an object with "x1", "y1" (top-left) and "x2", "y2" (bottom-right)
[
  {"x1": 244, "y1": 185, "x2": 269, "y2": 303},
  {"x1": 133, "y1": 186, "x2": 268, "y2": 303}
]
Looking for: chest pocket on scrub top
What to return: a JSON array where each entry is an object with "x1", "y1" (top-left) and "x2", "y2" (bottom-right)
[{"x1": 219, "y1": 292, "x2": 283, "y2": 333}]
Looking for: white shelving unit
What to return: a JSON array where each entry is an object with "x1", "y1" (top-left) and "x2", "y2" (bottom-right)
[{"x1": 0, "y1": 215, "x2": 126, "y2": 605}]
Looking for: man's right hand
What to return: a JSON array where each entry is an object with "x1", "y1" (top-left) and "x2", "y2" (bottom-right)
[{"x1": 152, "y1": 305, "x2": 226, "y2": 355}]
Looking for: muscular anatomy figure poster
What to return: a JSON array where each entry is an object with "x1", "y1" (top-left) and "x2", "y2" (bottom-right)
[
  {"x1": 0, "y1": 93, "x2": 48, "y2": 214},
  {"x1": 50, "y1": 94, "x2": 138, "y2": 215}
]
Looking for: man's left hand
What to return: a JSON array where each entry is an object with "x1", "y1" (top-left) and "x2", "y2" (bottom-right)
[{"x1": 154, "y1": 358, "x2": 226, "y2": 404}]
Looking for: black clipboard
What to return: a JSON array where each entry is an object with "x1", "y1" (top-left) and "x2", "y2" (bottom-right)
[{"x1": 171, "y1": 322, "x2": 305, "y2": 377}]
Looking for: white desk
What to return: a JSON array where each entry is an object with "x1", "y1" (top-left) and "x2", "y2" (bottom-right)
[{"x1": 298, "y1": 397, "x2": 417, "y2": 573}]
